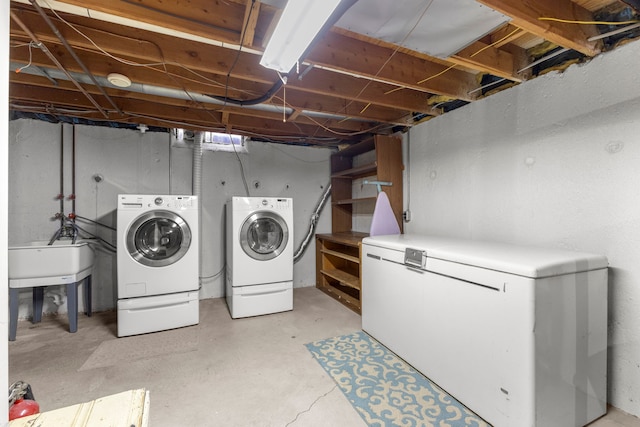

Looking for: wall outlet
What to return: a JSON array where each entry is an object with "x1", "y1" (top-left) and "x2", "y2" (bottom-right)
[{"x1": 403, "y1": 210, "x2": 411, "y2": 222}]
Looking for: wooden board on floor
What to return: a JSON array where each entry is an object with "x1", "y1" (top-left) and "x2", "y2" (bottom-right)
[{"x1": 10, "y1": 389, "x2": 150, "y2": 427}]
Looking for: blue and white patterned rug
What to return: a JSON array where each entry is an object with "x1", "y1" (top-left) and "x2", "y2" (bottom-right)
[{"x1": 306, "y1": 331, "x2": 490, "y2": 427}]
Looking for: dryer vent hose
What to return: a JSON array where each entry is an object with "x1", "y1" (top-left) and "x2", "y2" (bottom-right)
[
  {"x1": 293, "y1": 183, "x2": 331, "y2": 264},
  {"x1": 192, "y1": 132, "x2": 203, "y2": 198}
]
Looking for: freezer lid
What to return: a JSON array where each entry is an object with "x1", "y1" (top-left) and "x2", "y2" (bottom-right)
[{"x1": 363, "y1": 234, "x2": 608, "y2": 278}]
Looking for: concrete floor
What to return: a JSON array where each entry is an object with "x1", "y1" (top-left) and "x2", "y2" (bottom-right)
[{"x1": 8, "y1": 287, "x2": 640, "y2": 427}]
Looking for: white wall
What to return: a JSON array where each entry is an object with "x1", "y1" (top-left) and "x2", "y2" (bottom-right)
[
  {"x1": 8, "y1": 120, "x2": 332, "y2": 316},
  {"x1": 407, "y1": 39, "x2": 640, "y2": 416},
  {"x1": 2, "y1": 0, "x2": 10, "y2": 423}
]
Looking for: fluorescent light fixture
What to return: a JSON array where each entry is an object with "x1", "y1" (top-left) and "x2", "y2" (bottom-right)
[{"x1": 260, "y1": 0, "x2": 342, "y2": 73}]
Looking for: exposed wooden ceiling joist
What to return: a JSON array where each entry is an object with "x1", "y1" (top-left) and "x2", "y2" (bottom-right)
[
  {"x1": 8, "y1": 0, "x2": 639, "y2": 147},
  {"x1": 476, "y1": 0, "x2": 602, "y2": 56}
]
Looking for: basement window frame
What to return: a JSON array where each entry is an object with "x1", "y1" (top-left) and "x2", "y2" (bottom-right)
[{"x1": 172, "y1": 129, "x2": 248, "y2": 153}]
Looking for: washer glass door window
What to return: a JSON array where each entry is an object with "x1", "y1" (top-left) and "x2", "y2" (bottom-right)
[
  {"x1": 127, "y1": 210, "x2": 192, "y2": 267},
  {"x1": 240, "y1": 212, "x2": 288, "y2": 261}
]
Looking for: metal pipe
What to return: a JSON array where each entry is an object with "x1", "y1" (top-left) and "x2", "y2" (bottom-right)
[
  {"x1": 59, "y1": 124, "x2": 64, "y2": 229},
  {"x1": 9, "y1": 11, "x2": 109, "y2": 118},
  {"x1": 71, "y1": 124, "x2": 76, "y2": 218},
  {"x1": 517, "y1": 48, "x2": 570, "y2": 74},
  {"x1": 12, "y1": 63, "x2": 375, "y2": 123},
  {"x1": 293, "y1": 183, "x2": 331, "y2": 264},
  {"x1": 29, "y1": 0, "x2": 123, "y2": 115},
  {"x1": 587, "y1": 22, "x2": 640, "y2": 42}
]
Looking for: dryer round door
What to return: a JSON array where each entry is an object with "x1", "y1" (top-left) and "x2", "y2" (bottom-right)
[
  {"x1": 126, "y1": 210, "x2": 192, "y2": 267},
  {"x1": 240, "y1": 211, "x2": 289, "y2": 261}
]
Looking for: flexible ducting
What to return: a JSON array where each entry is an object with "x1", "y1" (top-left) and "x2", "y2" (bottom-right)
[
  {"x1": 192, "y1": 132, "x2": 203, "y2": 197},
  {"x1": 293, "y1": 183, "x2": 331, "y2": 264},
  {"x1": 193, "y1": 132, "x2": 203, "y2": 279}
]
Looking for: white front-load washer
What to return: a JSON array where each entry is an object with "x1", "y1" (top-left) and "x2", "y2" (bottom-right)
[
  {"x1": 226, "y1": 196, "x2": 293, "y2": 318},
  {"x1": 117, "y1": 194, "x2": 199, "y2": 337}
]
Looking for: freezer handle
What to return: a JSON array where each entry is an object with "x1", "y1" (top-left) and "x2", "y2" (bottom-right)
[{"x1": 404, "y1": 247, "x2": 426, "y2": 269}]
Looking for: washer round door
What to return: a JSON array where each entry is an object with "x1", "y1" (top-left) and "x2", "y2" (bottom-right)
[
  {"x1": 126, "y1": 210, "x2": 192, "y2": 267},
  {"x1": 240, "y1": 211, "x2": 289, "y2": 261}
]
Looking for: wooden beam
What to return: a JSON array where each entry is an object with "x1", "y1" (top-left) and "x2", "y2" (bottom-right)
[
  {"x1": 476, "y1": 0, "x2": 602, "y2": 56},
  {"x1": 11, "y1": 40, "x2": 408, "y2": 126},
  {"x1": 308, "y1": 31, "x2": 478, "y2": 101},
  {"x1": 241, "y1": 0, "x2": 261, "y2": 48},
  {"x1": 449, "y1": 41, "x2": 522, "y2": 81},
  {"x1": 9, "y1": 82, "x2": 353, "y2": 142},
  {"x1": 261, "y1": 8, "x2": 282, "y2": 49},
  {"x1": 10, "y1": 8, "x2": 431, "y2": 115},
  {"x1": 490, "y1": 24, "x2": 526, "y2": 48},
  {"x1": 9, "y1": 73, "x2": 376, "y2": 134},
  {"x1": 58, "y1": 0, "x2": 246, "y2": 45}
]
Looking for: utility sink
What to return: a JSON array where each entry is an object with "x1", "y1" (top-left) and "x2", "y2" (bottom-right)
[{"x1": 8, "y1": 240, "x2": 94, "y2": 288}]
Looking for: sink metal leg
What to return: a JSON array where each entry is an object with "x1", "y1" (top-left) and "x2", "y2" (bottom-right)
[
  {"x1": 32, "y1": 287, "x2": 44, "y2": 324},
  {"x1": 84, "y1": 275, "x2": 92, "y2": 317},
  {"x1": 66, "y1": 282, "x2": 78, "y2": 333},
  {"x1": 9, "y1": 288, "x2": 19, "y2": 341}
]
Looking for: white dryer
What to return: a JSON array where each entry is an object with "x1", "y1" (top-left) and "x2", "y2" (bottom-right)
[
  {"x1": 117, "y1": 194, "x2": 199, "y2": 337},
  {"x1": 226, "y1": 196, "x2": 293, "y2": 318}
]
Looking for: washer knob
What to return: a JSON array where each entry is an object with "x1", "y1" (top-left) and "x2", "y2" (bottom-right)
[
  {"x1": 154, "y1": 197, "x2": 163, "y2": 206},
  {"x1": 262, "y1": 199, "x2": 268, "y2": 206}
]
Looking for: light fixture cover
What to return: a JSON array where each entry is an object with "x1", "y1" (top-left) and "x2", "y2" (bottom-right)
[
  {"x1": 260, "y1": 0, "x2": 342, "y2": 73},
  {"x1": 107, "y1": 72, "x2": 132, "y2": 88}
]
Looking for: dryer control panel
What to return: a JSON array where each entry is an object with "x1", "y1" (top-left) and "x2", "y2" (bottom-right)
[
  {"x1": 255, "y1": 198, "x2": 291, "y2": 210},
  {"x1": 151, "y1": 195, "x2": 196, "y2": 209}
]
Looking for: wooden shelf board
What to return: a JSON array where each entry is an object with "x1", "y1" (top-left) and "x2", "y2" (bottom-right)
[
  {"x1": 321, "y1": 248, "x2": 360, "y2": 264},
  {"x1": 333, "y1": 197, "x2": 376, "y2": 205},
  {"x1": 320, "y1": 268, "x2": 360, "y2": 290},
  {"x1": 317, "y1": 283, "x2": 361, "y2": 314},
  {"x1": 317, "y1": 232, "x2": 368, "y2": 247},
  {"x1": 333, "y1": 138, "x2": 375, "y2": 158},
  {"x1": 331, "y1": 162, "x2": 377, "y2": 179}
]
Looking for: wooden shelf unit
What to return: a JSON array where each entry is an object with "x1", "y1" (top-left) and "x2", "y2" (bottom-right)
[
  {"x1": 316, "y1": 134, "x2": 403, "y2": 314},
  {"x1": 316, "y1": 232, "x2": 366, "y2": 313}
]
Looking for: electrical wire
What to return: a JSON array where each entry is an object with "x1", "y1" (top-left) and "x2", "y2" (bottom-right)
[
  {"x1": 15, "y1": 41, "x2": 36, "y2": 73},
  {"x1": 36, "y1": 0, "x2": 384, "y2": 139},
  {"x1": 229, "y1": 133, "x2": 250, "y2": 196},
  {"x1": 199, "y1": 265, "x2": 225, "y2": 280},
  {"x1": 75, "y1": 224, "x2": 117, "y2": 252},
  {"x1": 42, "y1": 0, "x2": 255, "y2": 95},
  {"x1": 311, "y1": 0, "x2": 436, "y2": 138},
  {"x1": 220, "y1": 0, "x2": 256, "y2": 110},
  {"x1": 470, "y1": 27, "x2": 523, "y2": 58},
  {"x1": 538, "y1": 17, "x2": 640, "y2": 25},
  {"x1": 74, "y1": 214, "x2": 116, "y2": 231},
  {"x1": 414, "y1": 26, "x2": 523, "y2": 88}
]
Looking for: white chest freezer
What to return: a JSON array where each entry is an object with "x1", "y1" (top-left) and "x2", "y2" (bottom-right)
[{"x1": 362, "y1": 234, "x2": 608, "y2": 427}]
